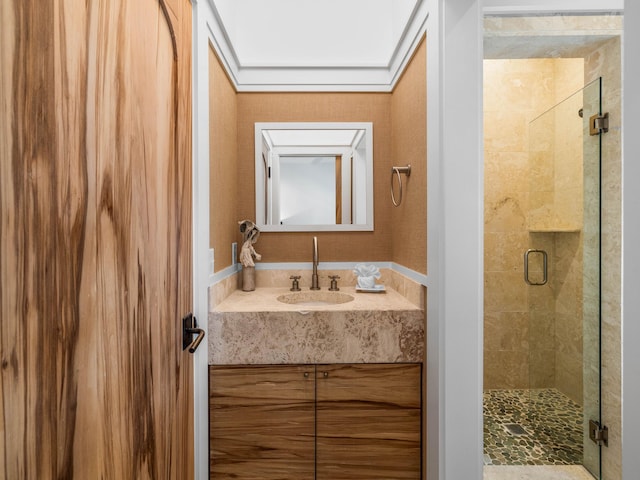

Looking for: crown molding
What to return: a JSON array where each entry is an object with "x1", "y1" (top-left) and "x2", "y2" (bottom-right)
[{"x1": 204, "y1": 0, "x2": 428, "y2": 92}]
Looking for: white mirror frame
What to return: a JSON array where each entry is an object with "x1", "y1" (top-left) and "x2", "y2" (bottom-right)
[{"x1": 255, "y1": 122, "x2": 374, "y2": 232}]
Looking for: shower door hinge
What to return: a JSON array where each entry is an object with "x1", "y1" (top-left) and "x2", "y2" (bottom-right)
[
  {"x1": 589, "y1": 419, "x2": 609, "y2": 447},
  {"x1": 589, "y1": 112, "x2": 609, "y2": 135}
]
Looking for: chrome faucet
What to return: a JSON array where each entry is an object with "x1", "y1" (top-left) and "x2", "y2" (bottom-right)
[{"x1": 311, "y1": 236, "x2": 320, "y2": 290}]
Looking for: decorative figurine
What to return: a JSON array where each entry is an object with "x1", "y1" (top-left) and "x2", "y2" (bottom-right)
[{"x1": 238, "y1": 219, "x2": 261, "y2": 291}]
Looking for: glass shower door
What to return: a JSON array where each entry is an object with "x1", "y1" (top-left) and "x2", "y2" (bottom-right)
[{"x1": 526, "y1": 78, "x2": 602, "y2": 477}]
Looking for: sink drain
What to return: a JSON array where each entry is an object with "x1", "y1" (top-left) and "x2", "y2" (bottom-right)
[{"x1": 504, "y1": 423, "x2": 527, "y2": 436}]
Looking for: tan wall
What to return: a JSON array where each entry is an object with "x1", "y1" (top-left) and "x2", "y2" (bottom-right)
[
  {"x1": 390, "y1": 37, "x2": 427, "y2": 275},
  {"x1": 585, "y1": 36, "x2": 622, "y2": 480},
  {"x1": 209, "y1": 43, "x2": 427, "y2": 270},
  {"x1": 483, "y1": 58, "x2": 583, "y2": 389},
  {"x1": 236, "y1": 92, "x2": 393, "y2": 263},
  {"x1": 209, "y1": 47, "x2": 238, "y2": 272}
]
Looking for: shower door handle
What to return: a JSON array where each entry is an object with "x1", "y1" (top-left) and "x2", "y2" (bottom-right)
[{"x1": 524, "y1": 249, "x2": 548, "y2": 286}]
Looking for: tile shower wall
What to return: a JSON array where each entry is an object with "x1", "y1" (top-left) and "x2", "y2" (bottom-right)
[
  {"x1": 483, "y1": 15, "x2": 622, "y2": 478},
  {"x1": 484, "y1": 59, "x2": 583, "y2": 390},
  {"x1": 585, "y1": 36, "x2": 622, "y2": 480}
]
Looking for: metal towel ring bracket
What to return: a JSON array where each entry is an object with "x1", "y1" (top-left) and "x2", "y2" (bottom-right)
[{"x1": 391, "y1": 164, "x2": 411, "y2": 207}]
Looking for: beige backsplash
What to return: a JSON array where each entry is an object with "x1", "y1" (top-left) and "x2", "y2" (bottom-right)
[{"x1": 208, "y1": 267, "x2": 425, "y2": 311}]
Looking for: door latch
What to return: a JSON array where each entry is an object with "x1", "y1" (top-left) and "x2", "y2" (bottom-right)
[{"x1": 182, "y1": 313, "x2": 205, "y2": 353}]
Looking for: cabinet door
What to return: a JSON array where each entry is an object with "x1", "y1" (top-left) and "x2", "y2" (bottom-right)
[
  {"x1": 316, "y1": 363, "x2": 422, "y2": 480},
  {"x1": 210, "y1": 365, "x2": 315, "y2": 479}
]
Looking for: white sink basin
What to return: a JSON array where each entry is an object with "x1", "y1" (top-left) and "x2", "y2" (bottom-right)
[{"x1": 276, "y1": 291, "x2": 354, "y2": 306}]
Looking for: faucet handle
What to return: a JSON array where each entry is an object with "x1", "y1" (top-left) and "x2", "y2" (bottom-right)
[
  {"x1": 328, "y1": 275, "x2": 340, "y2": 291},
  {"x1": 289, "y1": 275, "x2": 301, "y2": 292}
]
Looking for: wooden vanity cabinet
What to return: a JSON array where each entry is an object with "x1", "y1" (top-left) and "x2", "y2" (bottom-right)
[
  {"x1": 209, "y1": 363, "x2": 422, "y2": 480},
  {"x1": 209, "y1": 365, "x2": 316, "y2": 479},
  {"x1": 315, "y1": 363, "x2": 422, "y2": 479}
]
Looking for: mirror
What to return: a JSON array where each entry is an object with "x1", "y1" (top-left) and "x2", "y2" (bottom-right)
[{"x1": 255, "y1": 122, "x2": 374, "y2": 232}]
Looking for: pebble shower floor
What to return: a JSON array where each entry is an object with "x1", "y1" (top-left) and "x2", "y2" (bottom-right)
[{"x1": 483, "y1": 388, "x2": 583, "y2": 465}]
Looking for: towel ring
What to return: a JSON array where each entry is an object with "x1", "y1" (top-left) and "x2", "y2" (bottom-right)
[{"x1": 391, "y1": 165, "x2": 411, "y2": 207}]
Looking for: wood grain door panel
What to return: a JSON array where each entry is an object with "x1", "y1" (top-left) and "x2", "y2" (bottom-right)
[
  {"x1": 315, "y1": 363, "x2": 422, "y2": 480},
  {"x1": 210, "y1": 365, "x2": 316, "y2": 480},
  {"x1": 1, "y1": 0, "x2": 193, "y2": 478}
]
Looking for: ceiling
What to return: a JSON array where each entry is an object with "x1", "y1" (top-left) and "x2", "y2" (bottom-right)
[
  {"x1": 205, "y1": 3, "x2": 623, "y2": 91},
  {"x1": 207, "y1": 0, "x2": 429, "y2": 91}
]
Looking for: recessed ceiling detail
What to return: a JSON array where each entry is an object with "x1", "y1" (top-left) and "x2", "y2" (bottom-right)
[{"x1": 206, "y1": 0, "x2": 428, "y2": 91}]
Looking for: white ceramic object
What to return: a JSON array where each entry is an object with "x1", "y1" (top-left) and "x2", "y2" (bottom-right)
[
  {"x1": 354, "y1": 264, "x2": 381, "y2": 289},
  {"x1": 357, "y1": 276, "x2": 376, "y2": 289},
  {"x1": 355, "y1": 285, "x2": 386, "y2": 293}
]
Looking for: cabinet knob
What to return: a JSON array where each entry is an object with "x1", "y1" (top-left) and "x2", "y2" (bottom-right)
[
  {"x1": 304, "y1": 372, "x2": 309, "y2": 378},
  {"x1": 323, "y1": 371, "x2": 329, "y2": 378}
]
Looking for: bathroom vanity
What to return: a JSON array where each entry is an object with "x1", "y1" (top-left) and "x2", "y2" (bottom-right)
[
  {"x1": 209, "y1": 283, "x2": 425, "y2": 479},
  {"x1": 210, "y1": 363, "x2": 421, "y2": 479}
]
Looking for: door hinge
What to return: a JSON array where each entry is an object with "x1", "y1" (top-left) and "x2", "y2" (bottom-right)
[
  {"x1": 589, "y1": 419, "x2": 609, "y2": 447},
  {"x1": 589, "y1": 112, "x2": 609, "y2": 136}
]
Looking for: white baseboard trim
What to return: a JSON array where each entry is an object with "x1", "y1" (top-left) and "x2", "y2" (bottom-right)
[{"x1": 209, "y1": 263, "x2": 240, "y2": 286}]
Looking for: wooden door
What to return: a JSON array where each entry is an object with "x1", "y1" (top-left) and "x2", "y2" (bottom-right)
[
  {"x1": 209, "y1": 365, "x2": 315, "y2": 479},
  {"x1": 0, "y1": 0, "x2": 193, "y2": 478},
  {"x1": 316, "y1": 363, "x2": 422, "y2": 480}
]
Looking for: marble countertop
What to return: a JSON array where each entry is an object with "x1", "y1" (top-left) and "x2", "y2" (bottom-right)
[
  {"x1": 209, "y1": 286, "x2": 424, "y2": 365},
  {"x1": 213, "y1": 286, "x2": 421, "y2": 313}
]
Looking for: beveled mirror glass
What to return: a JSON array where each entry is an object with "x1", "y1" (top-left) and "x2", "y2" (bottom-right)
[{"x1": 255, "y1": 122, "x2": 374, "y2": 232}]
